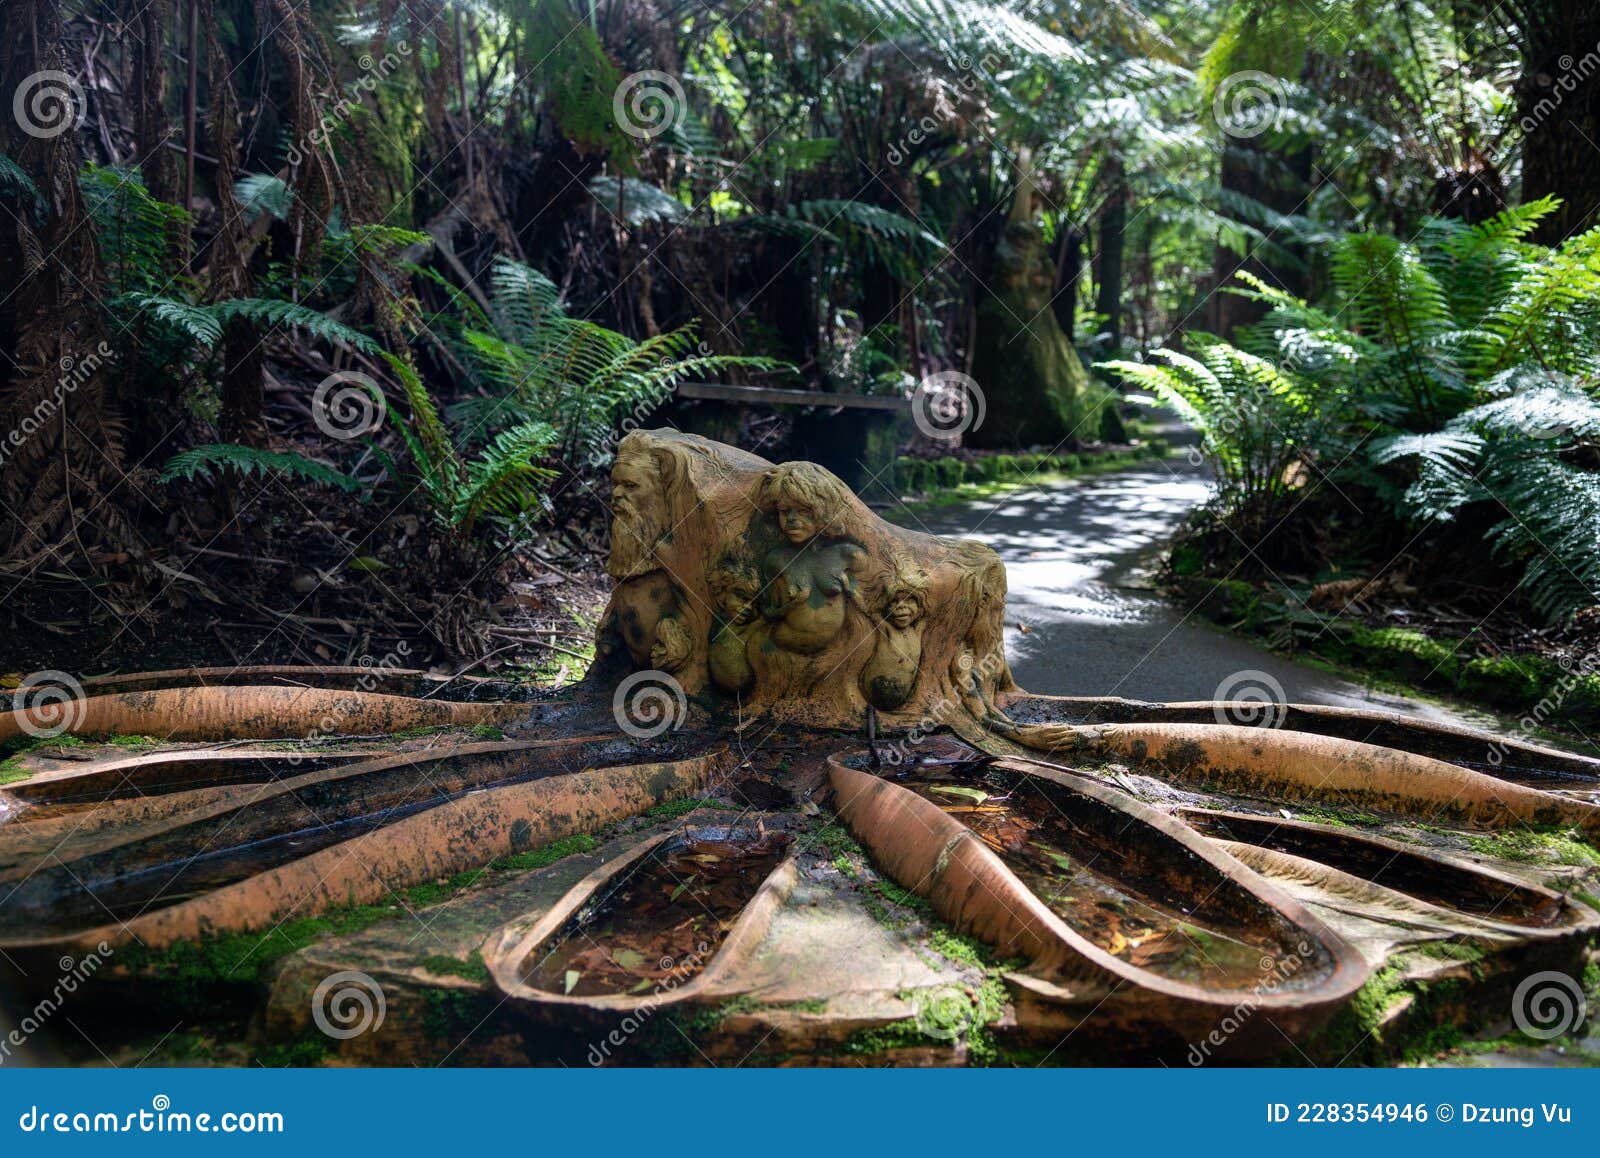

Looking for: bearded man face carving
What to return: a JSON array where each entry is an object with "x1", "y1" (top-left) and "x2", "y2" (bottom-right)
[{"x1": 607, "y1": 450, "x2": 671, "y2": 580}]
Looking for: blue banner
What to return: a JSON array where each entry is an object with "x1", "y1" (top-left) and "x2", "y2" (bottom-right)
[{"x1": 1, "y1": 1068, "x2": 1593, "y2": 1154}]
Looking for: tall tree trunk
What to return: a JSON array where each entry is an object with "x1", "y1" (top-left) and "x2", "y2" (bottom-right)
[
  {"x1": 1519, "y1": 0, "x2": 1600, "y2": 244},
  {"x1": 1094, "y1": 172, "x2": 1126, "y2": 351},
  {"x1": 1207, "y1": 138, "x2": 1310, "y2": 338},
  {"x1": 967, "y1": 154, "x2": 1092, "y2": 449},
  {"x1": 1051, "y1": 224, "x2": 1083, "y2": 341}
]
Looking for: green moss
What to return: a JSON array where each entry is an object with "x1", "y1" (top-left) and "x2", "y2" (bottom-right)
[
  {"x1": 419, "y1": 949, "x2": 491, "y2": 984},
  {"x1": 491, "y1": 832, "x2": 598, "y2": 873},
  {"x1": 640, "y1": 795, "x2": 738, "y2": 820},
  {"x1": 0, "y1": 731, "x2": 91, "y2": 780},
  {"x1": 105, "y1": 733, "x2": 160, "y2": 748},
  {"x1": 843, "y1": 1018, "x2": 926, "y2": 1055},
  {"x1": 1308, "y1": 963, "x2": 1475, "y2": 1065},
  {"x1": 468, "y1": 724, "x2": 505, "y2": 740},
  {"x1": 1181, "y1": 577, "x2": 1260, "y2": 627},
  {"x1": 889, "y1": 443, "x2": 1165, "y2": 511},
  {"x1": 1291, "y1": 803, "x2": 1386, "y2": 829},
  {"x1": 873, "y1": 878, "x2": 932, "y2": 915},
  {"x1": 928, "y1": 928, "x2": 992, "y2": 970},
  {"x1": 1466, "y1": 827, "x2": 1600, "y2": 867},
  {"x1": 1346, "y1": 627, "x2": 1461, "y2": 682},
  {"x1": 1456, "y1": 655, "x2": 1554, "y2": 707},
  {"x1": 1412, "y1": 940, "x2": 1486, "y2": 964},
  {"x1": 252, "y1": 1037, "x2": 330, "y2": 1067},
  {"x1": 116, "y1": 902, "x2": 400, "y2": 993},
  {"x1": 421, "y1": 987, "x2": 492, "y2": 1040}
]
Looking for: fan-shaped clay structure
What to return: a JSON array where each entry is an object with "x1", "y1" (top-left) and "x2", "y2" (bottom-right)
[{"x1": 2, "y1": 429, "x2": 1596, "y2": 1065}]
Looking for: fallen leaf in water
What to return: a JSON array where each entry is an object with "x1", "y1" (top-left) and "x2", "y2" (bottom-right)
[
  {"x1": 612, "y1": 948, "x2": 646, "y2": 970},
  {"x1": 929, "y1": 785, "x2": 989, "y2": 803},
  {"x1": 564, "y1": 970, "x2": 581, "y2": 995}
]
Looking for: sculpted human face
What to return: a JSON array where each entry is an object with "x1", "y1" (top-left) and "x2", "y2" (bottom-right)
[
  {"x1": 776, "y1": 500, "x2": 822, "y2": 545},
  {"x1": 608, "y1": 454, "x2": 667, "y2": 578},
  {"x1": 886, "y1": 593, "x2": 921, "y2": 629}
]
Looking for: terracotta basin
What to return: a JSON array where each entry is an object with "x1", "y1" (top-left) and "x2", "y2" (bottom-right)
[
  {"x1": 828, "y1": 754, "x2": 1371, "y2": 1051},
  {"x1": 488, "y1": 824, "x2": 797, "y2": 1015}
]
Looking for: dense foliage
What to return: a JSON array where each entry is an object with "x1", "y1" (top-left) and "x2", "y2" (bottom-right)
[
  {"x1": 1105, "y1": 199, "x2": 1600, "y2": 621},
  {"x1": 1, "y1": 0, "x2": 1596, "y2": 657}
]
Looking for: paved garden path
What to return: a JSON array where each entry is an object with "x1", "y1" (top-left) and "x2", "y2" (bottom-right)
[{"x1": 913, "y1": 447, "x2": 1494, "y2": 730}]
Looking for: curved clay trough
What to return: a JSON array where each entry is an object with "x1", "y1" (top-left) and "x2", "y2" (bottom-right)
[
  {"x1": 0, "y1": 734, "x2": 657, "y2": 875},
  {"x1": 827, "y1": 756, "x2": 1371, "y2": 1052},
  {"x1": 487, "y1": 823, "x2": 797, "y2": 1017},
  {"x1": 0, "y1": 684, "x2": 527, "y2": 744},
  {"x1": 1007, "y1": 717, "x2": 1600, "y2": 835},
  {"x1": 0, "y1": 747, "x2": 732, "y2": 957},
  {"x1": 1005, "y1": 693, "x2": 1600, "y2": 783},
  {"x1": 1178, "y1": 808, "x2": 1598, "y2": 937}
]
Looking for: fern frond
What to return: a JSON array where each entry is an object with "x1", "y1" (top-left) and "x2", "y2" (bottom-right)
[
  {"x1": 159, "y1": 444, "x2": 362, "y2": 492},
  {"x1": 117, "y1": 293, "x2": 225, "y2": 347},
  {"x1": 213, "y1": 298, "x2": 380, "y2": 354}
]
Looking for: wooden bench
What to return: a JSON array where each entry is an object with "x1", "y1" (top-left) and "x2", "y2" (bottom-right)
[
  {"x1": 675, "y1": 382, "x2": 910, "y2": 412},
  {"x1": 671, "y1": 383, "x2": 912, "y2": 502}
]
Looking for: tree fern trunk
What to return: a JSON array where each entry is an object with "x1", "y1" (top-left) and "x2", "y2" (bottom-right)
[
  {"x1": 1051, "y1": 224, "x2": 1083, "y2": 342},
  {"x1": 1095, "y1": 166, "x2": 1126, "y2": 351},
  {"x1": 1519, "y1": 0, "x2": 1600, "y2": 244},
  {"x1": 0, "y1": 0, "x2": 132, "y2": 564}
]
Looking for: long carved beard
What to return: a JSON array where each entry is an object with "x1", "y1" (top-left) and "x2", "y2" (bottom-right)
[{"x1": 607, "y1": 512, "x2": 664, "y2": 579}]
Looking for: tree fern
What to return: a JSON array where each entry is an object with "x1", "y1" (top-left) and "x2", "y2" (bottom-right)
[
  {"x1": 448, "y1": 258, "x2": 788, "y2": 463},
  {"x1": 159, "y1": 444, "x2": 363, "y2": 493},
  {"x1": 386, "y1": 353, "x2": 557, "y2": 539}
]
